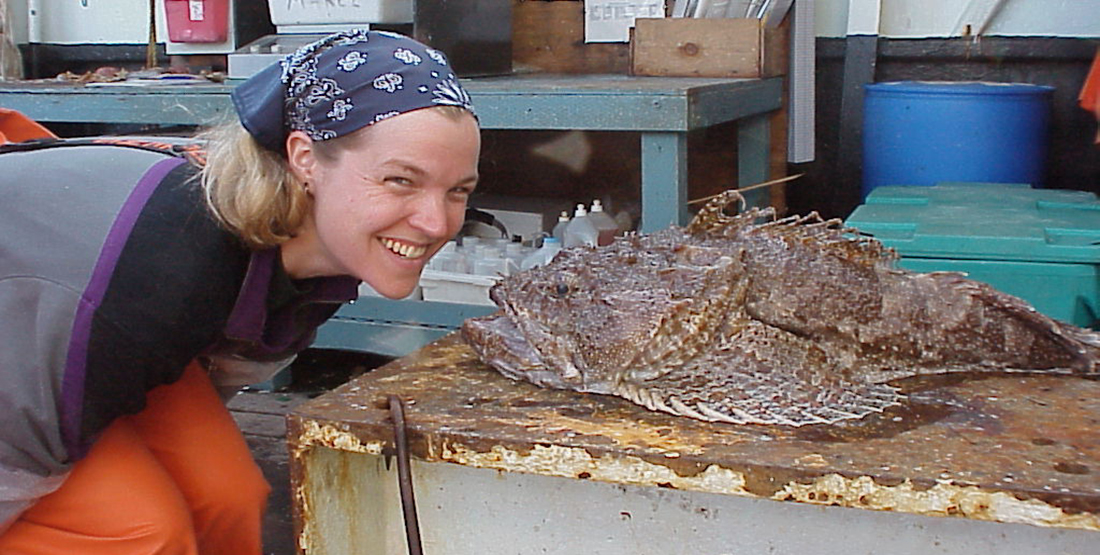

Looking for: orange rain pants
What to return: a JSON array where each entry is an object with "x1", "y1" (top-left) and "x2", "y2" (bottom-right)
[
  {"x1": 0, "y1": 361, "x2": 271, "y2": 555},
  {"x1": 0, "y1": 108, "x2": 57, "y2": 144}
]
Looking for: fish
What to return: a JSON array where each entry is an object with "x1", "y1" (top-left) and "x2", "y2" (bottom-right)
[{"x1": 461, "y1": 190, "x2": 1100, "y2": 426}]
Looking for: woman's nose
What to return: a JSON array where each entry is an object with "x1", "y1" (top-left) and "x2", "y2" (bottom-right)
[{"x1": 408, "y1": 193, "x2": 453, "y2": 238}]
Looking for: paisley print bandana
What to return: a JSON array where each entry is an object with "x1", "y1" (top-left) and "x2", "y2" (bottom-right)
[{"x1": 231, "y1": 29, "x2": 477, "y2": 153}]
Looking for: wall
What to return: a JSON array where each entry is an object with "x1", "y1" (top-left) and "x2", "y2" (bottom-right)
[
  {"x1": 7, "y1": 0, "x2": 153, "y2": 45},
  {"x1": 815, "y1": 0, "x2": 1100, "y2": 38}
]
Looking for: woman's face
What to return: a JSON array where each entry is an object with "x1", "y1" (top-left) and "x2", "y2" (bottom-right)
[{"x1": 284, "y1": 108, "x2": 481, "y2": 299}]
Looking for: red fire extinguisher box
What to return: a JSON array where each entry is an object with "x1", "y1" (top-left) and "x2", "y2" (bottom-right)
[{"x1": 165, "y1": 0, "x2": 229, "y2": 43}]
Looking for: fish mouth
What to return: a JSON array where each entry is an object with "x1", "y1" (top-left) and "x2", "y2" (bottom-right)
[
  {"x1": 380, "y1": 237, "x2": 429, "y2": 259},
  {"x1": 462, "y1": 313, "x2": 569, "y2": 387}
]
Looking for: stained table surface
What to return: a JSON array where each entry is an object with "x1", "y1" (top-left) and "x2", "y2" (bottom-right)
[
  {"x1": 289, "y1": 333, "x2": 1100, "y2": 531},
  {"x1": 0, "y1": 74, "x2": 781, "y2": 131}
]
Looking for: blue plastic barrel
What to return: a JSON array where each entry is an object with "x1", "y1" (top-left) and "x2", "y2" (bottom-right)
[{"x1": 861, "y1": 81, "x2": 1054, "y2": 199}]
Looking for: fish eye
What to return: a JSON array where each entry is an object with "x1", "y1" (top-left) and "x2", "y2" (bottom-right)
[{"x1": 554, "y1": 283, "x2": 570, "y2": 297}]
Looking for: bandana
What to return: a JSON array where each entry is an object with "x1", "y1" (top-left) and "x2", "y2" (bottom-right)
[{"x1": 231, "y1": 29, "x2": 477, "y2": 153}]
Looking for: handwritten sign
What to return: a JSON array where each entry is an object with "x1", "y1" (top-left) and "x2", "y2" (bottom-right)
[
  {"x1": 584, "y1": 0, "x2": 664, "y2": 43},
  {"x1": 283, "y1": 0, "x2": 365, "y2": 10}
]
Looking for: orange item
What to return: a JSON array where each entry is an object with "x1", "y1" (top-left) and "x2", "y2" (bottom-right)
[
  {"x1": 0, "y1": 361, "x2": 271, "y2": 555},
  {"x1": 1080, "y1": 47, "x2": 1100, "y2": 144},
  {"x1": 0, "y1": 108, "x2": 57, "y2": 144}
]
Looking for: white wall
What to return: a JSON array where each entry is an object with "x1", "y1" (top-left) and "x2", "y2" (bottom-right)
[
  {"x1": 817, "y1": 0, "x2": 1100, "y2": 38},
  {"x1": 8, "y1": 0, "x2": 1100, "y2": 44},
  {"x1": 8, "y1": 0, "x2": 156, "y2": 44}
]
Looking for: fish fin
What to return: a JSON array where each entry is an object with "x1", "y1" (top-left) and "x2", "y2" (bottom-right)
[
  {"x1": 926, "y1": 272, "x2": 1100, "y2": 373},
  {"x1": 686, "y1": 189, "x2": 775, "y2": 235},
  {"x1": 751, "y1": 210, "x2": 899, "y2": 268},
  {"x1": 617, "y1": 324, "x2": 904, "y2": 426}
]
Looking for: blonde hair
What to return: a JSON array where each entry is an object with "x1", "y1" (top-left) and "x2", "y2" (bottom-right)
[
  {"x1": 198, "y1": 120, "x2": 308, "y2": 249},
  {"x1": 198, "y1": 105, "x2": 475, "y2": 249}
]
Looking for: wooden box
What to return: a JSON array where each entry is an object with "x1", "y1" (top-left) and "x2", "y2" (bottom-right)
[
  {"x1": 631, "y1": 18, "x2": 787, "y2": 78},
  {"x1": 512, "y1": 0, "x2": 630, "y2": 74}
]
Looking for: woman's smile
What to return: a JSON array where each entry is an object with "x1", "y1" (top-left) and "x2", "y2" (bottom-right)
[{"x1": 380, "y1": 237, "x2": 430, "y2": 260}]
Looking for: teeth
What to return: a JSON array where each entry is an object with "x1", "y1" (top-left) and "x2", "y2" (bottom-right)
[{"x1": 382, "y1": 238, "x2": 427, "y2": 259}]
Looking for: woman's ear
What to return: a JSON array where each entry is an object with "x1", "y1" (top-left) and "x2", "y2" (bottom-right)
[{"x1": 285, "y1": 130, "x2": 318, "y2": 184}]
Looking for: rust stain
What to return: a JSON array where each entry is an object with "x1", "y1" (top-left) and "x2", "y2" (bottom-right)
[
  {"x1": 293, "y1": 419, "x2": 387, "y2": 455},
  {"x1": 438, "y1": 440, "x2": 751, "y2": 496},
  {"x1": 774, "y1": 474, "x2": 1100, "y2": 531},
  {"x1": 289, "y1": 335, "x2": 1100, "y2": 531}
]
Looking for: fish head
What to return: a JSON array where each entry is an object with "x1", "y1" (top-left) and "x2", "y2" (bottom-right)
[{"x1": 462, "y1": 230, "x2": 747, "y2": 394}]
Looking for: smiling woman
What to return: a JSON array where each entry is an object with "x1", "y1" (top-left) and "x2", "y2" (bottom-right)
[
  {"x1": 0, "y1": 29, "x2": 479, "y2": 554},
  {"x1": 280, "y1": 106, "x2": 480, "y2": 298}
]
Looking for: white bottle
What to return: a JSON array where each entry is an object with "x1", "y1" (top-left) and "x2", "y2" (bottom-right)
[
  {"x1": 551, "y1": 211, "x2": 570, "y2": 242},
  {"x1": 522, "y1": 236, "x2": 563, "y2": 270},
  {"x1": 504, "y1": 241, "x2": 529, "y2": 268},
  {"x1": 563, "y1": 204, "x2": 598, "y2": 248},
  {"x1": 588, "y1": 199, "x2": 619, "y2": 246}
]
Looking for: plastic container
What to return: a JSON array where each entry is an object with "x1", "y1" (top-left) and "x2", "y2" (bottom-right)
[
  {"x1": 268, "y1": 0, "x2": 413, "y2": 26},
  {"x1": 521, "y1": 237, "x2": 563, "y2": 270},
  {"x1": 564, "y1": 204, "x2": 598, "y2": 248},
  {"x1": 165, "y1": 0, "x2": 229, "y2": 43},
  {"x1": 419, "y1": 270, "x2": 499, "y2": 306},
  {"x1": 862, "y1": 81, "x2": 1054, "y2": 199},
  {"x1": 588, "y1": 199, "x2": 619, "y2": 246},
  {"x1": 845, "y1": 182, "x2": 1100, "y2": 328},
  {"x1": 552, "y1": 211, "x2": 570, "y2": 242}
]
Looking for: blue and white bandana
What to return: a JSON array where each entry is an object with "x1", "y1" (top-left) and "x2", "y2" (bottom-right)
[{"x1": 231, "y1": 29, "x2": 477, "y2": 153}]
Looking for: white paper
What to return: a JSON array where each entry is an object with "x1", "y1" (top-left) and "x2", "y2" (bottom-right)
[{"x1": 584, "y1": 0, "x2": 665, "y2": 43}]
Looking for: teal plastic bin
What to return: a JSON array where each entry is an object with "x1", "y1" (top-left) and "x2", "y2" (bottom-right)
[{"x1": 845, "y1": 182, "x2": 1100, "y2": 328}]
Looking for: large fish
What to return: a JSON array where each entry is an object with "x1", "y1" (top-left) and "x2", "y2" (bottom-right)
[{"x1": 461, "y1": 190, "x2": 1100, "y2": 426}]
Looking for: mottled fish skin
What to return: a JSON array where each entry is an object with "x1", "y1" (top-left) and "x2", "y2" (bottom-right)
[{"x1": 461, "y1": 190, "x2": 1100, "y2": 426}]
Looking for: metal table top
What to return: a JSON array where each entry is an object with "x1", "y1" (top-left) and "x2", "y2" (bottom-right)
[
  {"x1": 290, "y1": 333, "x2": 1100, "y2": 533},
  {"x1": 0, "y1": 74, "x2": 782, "y2": 131}
]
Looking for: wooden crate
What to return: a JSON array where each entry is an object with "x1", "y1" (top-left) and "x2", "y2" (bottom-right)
[
  {"x1": 512, "y1": 0, "x2": 630, "y2": 74},
  {"x1": 631, "y1": 17, "x2": 787, "y2": 78}
]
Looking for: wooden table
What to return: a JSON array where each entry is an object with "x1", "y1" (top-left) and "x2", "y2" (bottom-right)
[{"x1": 288, "y1": 334, "x2": 1100, "y2": 555}]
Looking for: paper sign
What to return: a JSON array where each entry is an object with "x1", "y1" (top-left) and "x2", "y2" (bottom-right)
[
  {"x1": 584, "y1": 0, "x2": 665, "y2": 43},
  {"x1": 189, "y1": 0, "x2": 205, "y2": 21}
]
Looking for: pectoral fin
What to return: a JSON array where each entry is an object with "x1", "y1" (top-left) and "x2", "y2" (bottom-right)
[{"x1": 615, "y1": 321, "x2": 903, "y2": 426}]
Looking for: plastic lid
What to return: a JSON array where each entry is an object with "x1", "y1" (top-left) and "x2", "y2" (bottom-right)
[
  {"x1": 558, "y1": 211, "x2": 570, "y2": 222},
  {"x1": 591, "y1": 199, "x2": 605, "y2": 212},
  {"x1": 864, "y1": 81, "x2": 1054, "y2": 97},
  {"x1": 845, "y1": 182, "x2": 1100, "y2": 264},
  {"x1": 574, "y1": 204, "x2": 588, "y2": 217}
]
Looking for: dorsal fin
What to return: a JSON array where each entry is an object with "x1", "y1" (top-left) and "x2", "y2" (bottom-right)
[
  {"x1": 687, "y1": 188, "x2": 897, "y2": 268},
  {"x1": 686, "y1": 189, "x2": 774, "y2": 235},
  {"x1": 745, "y1": 210, "x2": 897, "y2": 268}
]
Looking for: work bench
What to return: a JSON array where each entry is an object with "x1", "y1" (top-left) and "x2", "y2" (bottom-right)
[
  {"x1": 289, "y1": 334, "x2": 1100, "y2": 555},
  {"x1": 0, "y1": 74, "x2": 782, "y2": 356}
]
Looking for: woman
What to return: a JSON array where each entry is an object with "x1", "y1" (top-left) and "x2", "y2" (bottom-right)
[{"x1": 0, "y1": 29, "x2": 480, "y2": 554}]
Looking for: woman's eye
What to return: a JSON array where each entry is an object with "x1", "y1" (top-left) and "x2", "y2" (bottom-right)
[
  {"x1": 449, "y1": 186, "x2": 474, "y2": 200},
  {"x1": 385, "y1": 176, "x2": 414, "y2": 187}
]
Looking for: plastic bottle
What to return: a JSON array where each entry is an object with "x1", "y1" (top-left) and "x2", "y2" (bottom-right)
[
  {"x1": 563, "y1": 204, "x2": 598, "y2": 248},
  {"x1": 551, "y1": 211, "x2": 570, "y2": 242},
  {"x1": 521, "y1": 236, "x2": 563, "y2": 270},
  {"x1": 588, "y1": 199, "x2": 619, "y2": 246},
  {"x1": 504, "y1": 241, "x2": 530, "y2": 268}
]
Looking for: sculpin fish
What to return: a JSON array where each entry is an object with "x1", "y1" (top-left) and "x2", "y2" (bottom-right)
[{"x1": 461, "y1": 190, "x2": 1100, "y2": 426}]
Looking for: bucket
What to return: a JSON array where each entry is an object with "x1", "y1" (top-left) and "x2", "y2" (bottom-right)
[{"x1": 861, "y1": 81, "x2": 1054, "y2": 199}]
